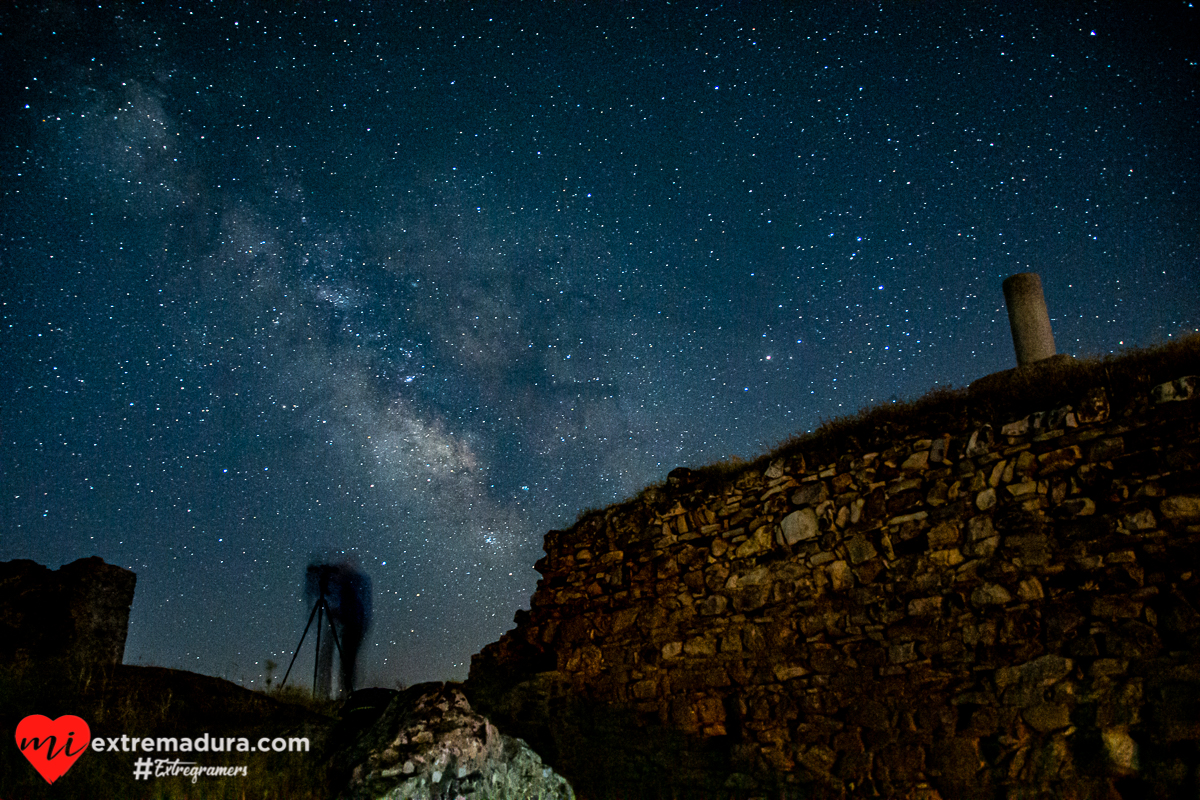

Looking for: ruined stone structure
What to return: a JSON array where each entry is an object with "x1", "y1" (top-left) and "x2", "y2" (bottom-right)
[
  {"x1": 469, "y1": 369, "x2": 1200, "y2": 798},
  {"x1": 0, "y1": 556, "x2": 136, "y2": 672}
]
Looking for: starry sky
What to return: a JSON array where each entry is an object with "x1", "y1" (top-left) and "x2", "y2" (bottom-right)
[{"x1": 2, "y1": 2, "x2": 1196, "y2": 687}]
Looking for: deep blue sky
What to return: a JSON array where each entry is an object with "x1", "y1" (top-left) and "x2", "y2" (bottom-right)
[{"x1": 2, "y1": 1, "x2": 1196, "y2": 686}]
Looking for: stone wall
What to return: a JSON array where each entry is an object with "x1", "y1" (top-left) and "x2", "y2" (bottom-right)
[
  {"x1": 468, "y1": 372, "x2": 1200, "y2": 798},
  {"x1": 0, "y1": 556, "x2": 137, "y2": 672}
]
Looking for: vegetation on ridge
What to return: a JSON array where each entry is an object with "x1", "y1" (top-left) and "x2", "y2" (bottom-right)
[{"x1": 589, "y1": 335, "x2": 1200, "y2": 518}]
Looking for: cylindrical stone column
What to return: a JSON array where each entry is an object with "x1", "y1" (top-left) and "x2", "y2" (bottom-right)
[{"x1": 1002, "y1": 272, "x2": 1057, "y2": 366}]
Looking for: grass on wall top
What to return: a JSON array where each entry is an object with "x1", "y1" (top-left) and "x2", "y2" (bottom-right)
[{"x1": 594, "y1": 335, "x2": 1200, "y2": 518}]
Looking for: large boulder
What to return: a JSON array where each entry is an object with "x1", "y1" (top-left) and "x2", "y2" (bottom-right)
[{"x1": 333, "y1": 682, "x2": 573, "y2": 800}]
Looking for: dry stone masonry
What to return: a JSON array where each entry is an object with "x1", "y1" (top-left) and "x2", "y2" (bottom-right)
[{"x1": 469, "y1": 371, "x2": 1200, "y2": 799}]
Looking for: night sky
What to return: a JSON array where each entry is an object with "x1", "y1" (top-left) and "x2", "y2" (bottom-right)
[{"x1": 2, "y1": 2, "x2": 1196, "y2": 688}]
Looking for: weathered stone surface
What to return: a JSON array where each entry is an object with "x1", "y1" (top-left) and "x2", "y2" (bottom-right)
[
  {"x1": 908, "y1": 596, "x2": 942, "y2": 616},
  {"x1": 971, "y1": 583, "x2": 1012, "y2": 606},
  {"x1": 698, "y1": 595, "x2": 728, "y2": 616},
  {"x1": 1061, "y1": 497, "x2": 1096, "y2": 516},
  {"x1": 1017, "y1": 654, "x2": 1074, "y2": 687},
  {"x1": 1038, "y1": 445, "x2": 1081, "y2": 474},
  {"x1": 1161, "y1": 495, "x2": 1200, "y2": 522},
  {"x1": 1018, "y1": 577, "x2": 1045, "y2": 601},
  {"x1": 931, "y1": 736, "x2": 982, "y2": 785},
  {"x1": 845, "y1": 535, "x2": 877, "y2": 565},
  {"x1": 780, "y1": 508, "x2": 819, "y2": 544},
  {"x1": 337, "y1": 683, "x2": 573, "y2": 800},
  {"x1": 965, "y1": 425, "x2": 994, "y2": 456},
  {"x1": 1023, "y1": 702, "x2": 1071, "y2": 732},
  {"x1": 827, "y1": 560, "x2": 853, "y2": 591},
  {"x1": 1152, "y1": 375, "x2": 1197, "y2": 403},
  {"x1": 790, "y1": 482, "x2": 828, "y2": 507},
  {"x1": 734, "y1": 525, "x2": 773, "y2": 558},
  {"x1": 1103, "y1": 726, "x2": 1138, "y2": 774},
  {"x1": 928, "y1": 522, "x2": 960, "y2": 549}
]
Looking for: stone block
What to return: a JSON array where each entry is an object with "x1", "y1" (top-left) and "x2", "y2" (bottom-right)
[
  {"x1": 732, "y1": 585, "x2": 770, "y2": 612},
  {"x1": 853, "y1": 558, "x2": 885, "y2": 584},
  {"x1": 773, "y1": 664, "x2": 810, "y2": 681},
  {"x1": 1017, "y1": 578, "x2": 1044, "y2": 601},
  {"x1": 930, "y1": 548, "x2": 964, "y2": 567},
  {"x1": 850, "y1": 496, "x2": 866, "y2": 524},
  {"x1": 965, "y1": 425, "x2": 994, "y2": 456},
  {"x1": 930, "y1": 736, "x2": 982, "y2": 784},
  {"x1": 696, "y1": 696, "x2": 726, "y2": 726},
  {"x1": 1060, "y1": 497, "x2": 1096, "y2": 516},
  {"x1": 1002, "y1": 417, "x2": 1030, "y2": 436},
  {"x1": 835, "y1": 504, "x2": 850, "y2": 528},
  {"x1": 1023, "y1": 702, "x2": 1071, "y2": 732},
  {"x1": 780, "y1": 508, "x2": 819, "y2": 545},
  {"x1": 1161, "y1": 496, "x2": 1200, "y2": 522},
  {"x1": 888, "y1": 476, "x2": 923, "y2": 495},
  {"x1": 1006, "y1": 481, "x2": 1038, "y2": 497},
  {"x1": 791, "y1": 482, "x2": 828, "y2": 507},
  {"x1": 831, "y1": 472, "x2": 854, "y2": 493},
  {"x1": 1151, "y1": 375, "x2": 1197, "y2": 403},
  {"x1": 1102, "y1": 727, "x2": 1138, "y2": 774},
  {"x1": 888, "y1": 510, "x2": 928, "y2": 526},
  {"x1": 699, "y1": 595, "x2": 728, "y2": 616},
  {"x1": 1091, "y1": 596, "x2": 1143, "y2": 619},
  {"x1": 845, "y1": 535, "x2": 877, "y2": 565},
  {"x1": 741, "y1": 625, "x2": 767, "y2": 652},
  {"x1": 1036, "y1": 445, "x2": 1081, "y2": 475},
  {"x1": 965, "y1": 515, "x2": 995, "y2": 542},
  {"x1": 670, "y1": 697, "x2": 701, "y2": 732},
  {"x1": 989, "y1": 459, "x2": 1010, "y2": 486},
  {"x1": 734, "y1": 525, "x2": 773, "y2": 558},
  {"x1": 827, "y1": 560, "x2": 853, "y2": 592},
  {"x1": 1087, "y1": 437, "x2": 1124, "y2": 462},
  {"x1": 908, "y1": 596, "x2": 942, "y2": 616},
  {"x1": 683, "y1": 635, "x2": 718, "y2": 657},
  {"x1": 926, "y1": 481, "x2": 950, "y2": 506},
  {"x1": 1120, "y1": 509, "x2": 1156, "y2": 531},
  {"x1": 1018, "y1": 654, "x2": 1074, "y2": 687},
  {"x1": 970, "y1": 584, "x2": 1012, "y2": 606}
]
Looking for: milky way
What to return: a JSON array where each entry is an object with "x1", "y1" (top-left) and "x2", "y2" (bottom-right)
[{"x1": 1, "y1": 2, "x2": 1195, "y2": 685}]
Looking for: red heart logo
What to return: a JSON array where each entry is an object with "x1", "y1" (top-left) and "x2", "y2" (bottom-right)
[{"x1": 15, "y1": 715, "x2": 91, "y2": 784}]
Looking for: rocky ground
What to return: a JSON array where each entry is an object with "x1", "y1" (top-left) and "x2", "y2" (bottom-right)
[{"x1": 332, "y1": 682, "x2": 573, "y2": 800}]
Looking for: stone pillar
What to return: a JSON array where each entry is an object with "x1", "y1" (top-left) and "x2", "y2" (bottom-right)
[{"x1": 1002, "y1": 273, "x2": 1057, "y2": 366}]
